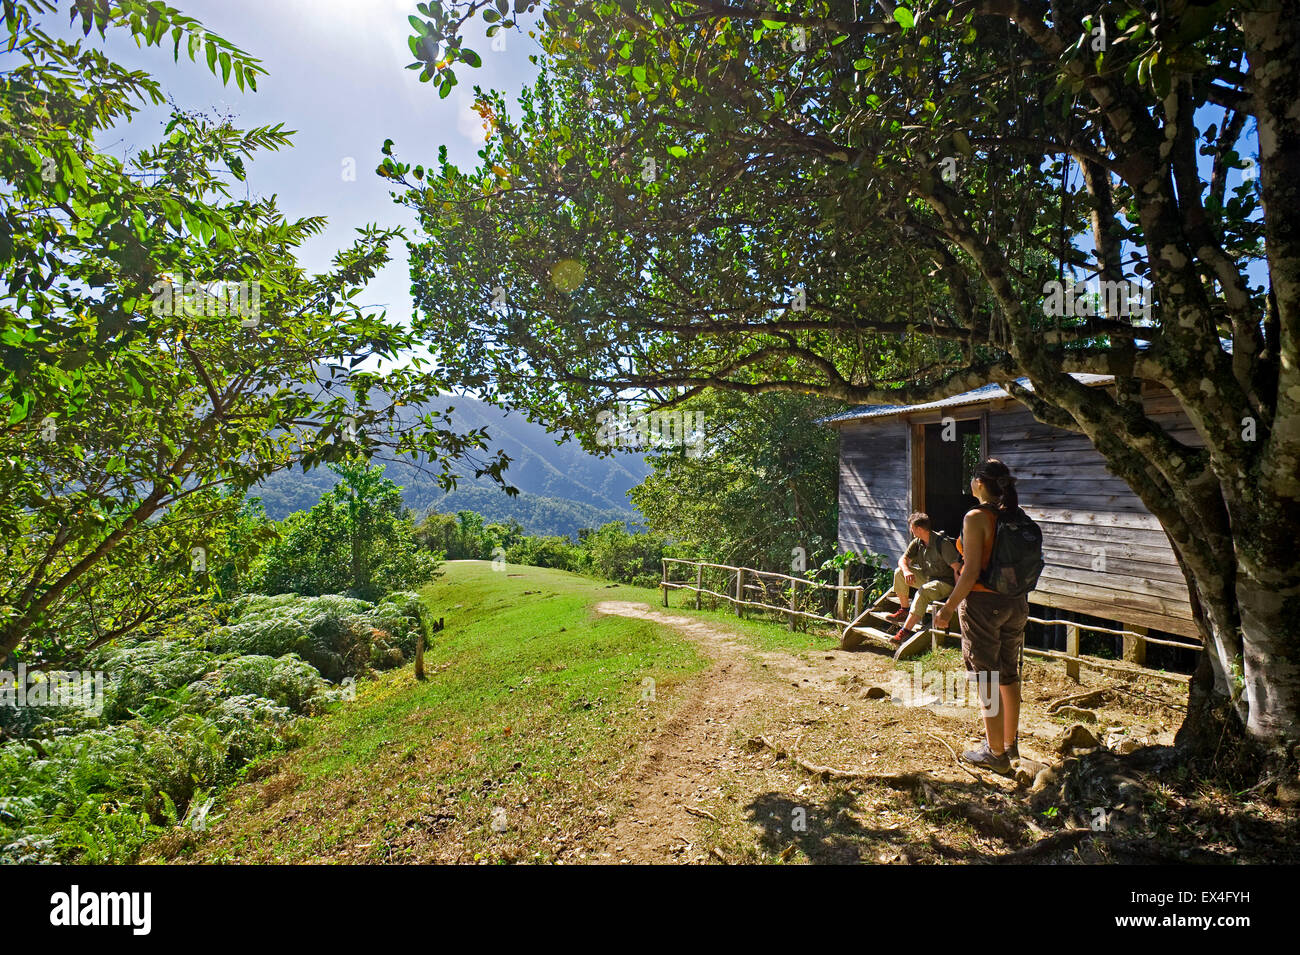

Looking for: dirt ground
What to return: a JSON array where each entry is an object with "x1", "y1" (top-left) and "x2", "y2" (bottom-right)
[{"x1": 584, "y1": 600, "x2": 1295, "y2": 865}]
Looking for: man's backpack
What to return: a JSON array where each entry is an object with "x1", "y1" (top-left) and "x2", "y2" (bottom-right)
[{"x1": 980, "y1": 506, "x2": 1045, "y2": 598}]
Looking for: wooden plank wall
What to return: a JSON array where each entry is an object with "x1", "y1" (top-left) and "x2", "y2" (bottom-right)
[
  {"x1": 837, "y1": 418, "x2": 911, "y2": 560},
  {"x1": 987, "y1": 383, "x2": 1200, "y2": 638},
  {"x1": 834, "y1": 383, "x2": 1202, "y2": 639}
]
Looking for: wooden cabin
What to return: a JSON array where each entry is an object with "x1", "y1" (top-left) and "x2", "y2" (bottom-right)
[{"x1": 824, "y1": 375, "x2": 1201, "y2": 640}]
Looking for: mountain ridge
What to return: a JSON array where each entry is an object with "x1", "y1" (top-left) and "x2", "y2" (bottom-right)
[{"x1": 253, "y1": 396, "x2": 649, "y2": 537}]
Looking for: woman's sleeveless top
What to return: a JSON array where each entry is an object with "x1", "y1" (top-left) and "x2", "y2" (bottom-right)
[{"x1": 956, "y1": 506, "x2": 998, "y2": 594}]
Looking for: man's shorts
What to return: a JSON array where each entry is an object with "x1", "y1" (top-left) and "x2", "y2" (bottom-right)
[{"x1": 958, "y1": 591, "x2": 1029, "y2": 686}]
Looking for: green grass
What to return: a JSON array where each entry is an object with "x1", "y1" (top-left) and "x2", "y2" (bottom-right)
[
  {"x1": 159, "y1": 562, "x2": 709, "y2": 863},
  {"x1": 148, "y1": 562, "x2": 1288, "y2": 866}
]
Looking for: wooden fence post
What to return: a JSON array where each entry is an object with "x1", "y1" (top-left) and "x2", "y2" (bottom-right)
[
  {"x1": 1065, "y1": 624, "x2": 1081, "y2": 682},
  {"x1": 661, "y1": 559, "x2": 668, "y2": 606},
  {"x1": 788, "y1": 579, "x2": 798, "y2": 631},
  {"x1": 853, "y1": 587, "x2": 863, "y2": 625},
  {"x1": 837, "y1": 567, "x2": 849, "y2": 620},
  {"x1": 1123, "y1": 624, "x2": 1147, "y2": 666},
  {"x1": 695, "y1": 563, "x2": 702, "y2": 610},
  {"x1": 735, "y1": 568, "x2": 744, "y2": 618}
]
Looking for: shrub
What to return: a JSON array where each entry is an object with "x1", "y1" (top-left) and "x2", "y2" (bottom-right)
[
  {"x1": 204, "y1": 616, "x2": 313, "y2": 660},
  {"x1": 210, "y1": 596, "x2": 381, "y2": 680},
  {"x1": 581, "y1": 522, "x2": 673, "y2": 587},
  {"x1": 217, "y1": 654, "x2": 327, "y2": 714},
  {"x1": 374, "y1": 590, "x2": 422, "y2": 617},
  {"x1": 505, "y1": 535, "x2": 581, "y2": 571},
  {"x1": 100, "y1": 642, "x2": 221, "y2": 722},
  {"x1": 209, "y1": 694, "x2": 299, "y2": 763},
  {"x1": 0, "y1": 589, "x2": 419, "y2": 863},
  {"x1": 138, "y1": 715, "x2": 229, "y2": 817},
  {"x1": 229, "y1": 591, "x2": 304, "y2": 620}
]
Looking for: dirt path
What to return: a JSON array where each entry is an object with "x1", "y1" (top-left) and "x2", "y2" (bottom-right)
[
  {"x1": 590, "y1": 601, "x2": 766, "y2": 863},
  {"x1": 586, "y1": 600, "x2": 971, "y2": 862},
  {"x1": 587, "y1": 599, "x2": 1191, "y2": 865}
]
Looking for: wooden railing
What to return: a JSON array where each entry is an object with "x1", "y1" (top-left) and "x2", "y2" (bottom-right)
[
  {"x1": 1022, "y1": 614, "x2": 1200, "y2": 685},
  {"x1": 659, "y1": 557, "x2": 866, "y2": 631},
  {"x1": 660, "y1": 558, "x2": 1201, "y2": 685}
]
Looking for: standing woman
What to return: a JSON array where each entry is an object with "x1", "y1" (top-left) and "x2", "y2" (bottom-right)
[{"x1": 933, "y1": 459, "x2": 1028, "y2": 774}]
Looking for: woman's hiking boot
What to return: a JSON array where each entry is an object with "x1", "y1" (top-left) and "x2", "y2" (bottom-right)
[{"x1": 960, "y1": 742, "x2": 1011, "y2": 774}]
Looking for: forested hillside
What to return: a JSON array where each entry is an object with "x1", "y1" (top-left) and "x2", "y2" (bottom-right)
[{"x1": 255, "y1": 395, "x2": 648, "y2": 533}]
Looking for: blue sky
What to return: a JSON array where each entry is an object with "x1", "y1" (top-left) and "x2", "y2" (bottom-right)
[{"x1": 66, "y1": 0, "x2": 540, "y2": 325}]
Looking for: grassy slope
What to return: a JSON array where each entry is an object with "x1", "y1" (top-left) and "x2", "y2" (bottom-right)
[
  {"x1": 160, "y1": 561, "x2": 716, "y2": 863},
  {"x1": 152, "y1": 562, "x2": 1289, "y2": 865}
]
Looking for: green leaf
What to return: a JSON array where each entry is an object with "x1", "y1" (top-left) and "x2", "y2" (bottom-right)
[
  {"x1": 219, "y1": 51, "x2": 231, "y2": 84},
  {"x1": 893, "y1": 7, "x2": 915, "y2": 30},
  {"x1": 667, "y1": 145, "x2": 687, "y2": 158}
]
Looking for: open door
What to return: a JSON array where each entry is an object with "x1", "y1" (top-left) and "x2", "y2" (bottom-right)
[{"x1": 911, "y1": 417, "x2": 984, "y2": 539}]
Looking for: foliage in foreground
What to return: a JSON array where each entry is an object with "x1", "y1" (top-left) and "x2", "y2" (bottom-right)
[
  {"x1": 0, "y1": 2, "x2": 504, "y2": 670},
  {"x1": 0, "y1": 590, "x2": 432, "y2": 864}
]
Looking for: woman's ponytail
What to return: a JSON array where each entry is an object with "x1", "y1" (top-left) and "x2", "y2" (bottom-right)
[{"x1": 973, "y1": 458, "x2": 1018, "y2": 511}]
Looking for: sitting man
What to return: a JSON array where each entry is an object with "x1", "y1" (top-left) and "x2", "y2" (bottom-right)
[{"x1": 887, "y1": 512, "x2": 962, "y2": 645}]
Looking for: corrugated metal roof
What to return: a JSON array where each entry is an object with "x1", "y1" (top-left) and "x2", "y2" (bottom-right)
[{"x1": 820, "y1": 374, "x2": 1114, "y2": 425}]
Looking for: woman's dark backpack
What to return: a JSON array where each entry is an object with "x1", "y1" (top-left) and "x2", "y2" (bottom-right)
[{"x1": 980, "y1": 506, "x2": 1045, "y2": 598}]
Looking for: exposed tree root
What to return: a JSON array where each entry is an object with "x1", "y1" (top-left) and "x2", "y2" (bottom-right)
[
  {"x1": 925, "y1": 731, "x2": 992, "y2": 788},
  {"x1": 755, "y1": 733, "x2": 1035, "y2": 845},
  {"x1": 1046, "y1": 686, "x2": 1115, "y2": 713},
  {"x1": 752, "y1": 735, "x2": 927, "y2": 788},
  {"x1": 921, "y1": 801, "x2": 1027, "y2": 844},
  {"x1": 992, "y1": 828, "x2": 1094, "y2": 863}
]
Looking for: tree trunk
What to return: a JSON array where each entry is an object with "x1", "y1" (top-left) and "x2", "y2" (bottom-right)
[{"x1": 1169, "y1": 517, "x2": 1300, "y2": 783}]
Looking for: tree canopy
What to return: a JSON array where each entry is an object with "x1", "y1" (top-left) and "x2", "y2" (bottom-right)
[
  {"x1": 397, "y1": 1, "x2": 1300, "y2": 774},
  {"x1": 0, "y1": 1, "x2": 507, "y2": 666}
]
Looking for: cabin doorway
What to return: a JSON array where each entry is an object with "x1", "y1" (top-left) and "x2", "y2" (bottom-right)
[{"x1": 912, "y1": 417, "x2": 984, "y2": 539}]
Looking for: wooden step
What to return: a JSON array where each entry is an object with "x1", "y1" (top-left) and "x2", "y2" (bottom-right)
[
  {"x1": 864, "y1": 611, "x2": 902, "y2": 629},
  {"x1": 841, "y1": 620, "x2": 957, "y2": 656},
  {"x1": 840, "y1": 623, "x2": 901, "y2": 651}
]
